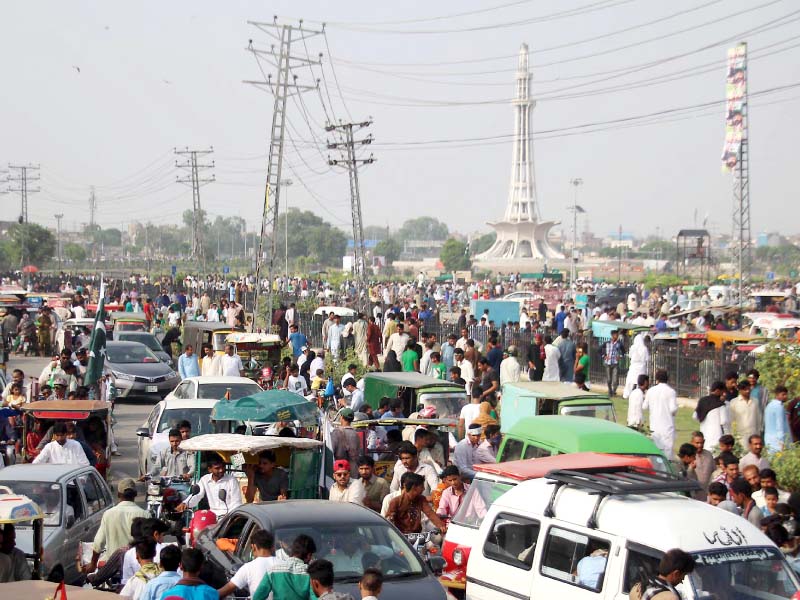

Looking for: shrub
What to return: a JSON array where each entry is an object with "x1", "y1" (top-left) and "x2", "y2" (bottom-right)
[{"x1": 755, "y1": 342, "x2": 800, "y2": 398}]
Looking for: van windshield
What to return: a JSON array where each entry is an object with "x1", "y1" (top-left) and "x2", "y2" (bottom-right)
[
  {"x1": 451, "y1": 478, "x2": 514, "y2": 529},
  {"x1": 559, "y1": 404, "x2": 615, "y2": 421},
  {"x1": 689, "y1": 546, "x2": 798, "y2": 598}
]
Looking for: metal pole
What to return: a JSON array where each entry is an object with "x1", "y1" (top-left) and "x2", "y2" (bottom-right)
[
  {"x1": 54, "y1": 213, "x2": 63, "y2": 270},
  {"x1": 618, "y1": 225, "x2": 623, "y2": 282},
  {"x1": 569, "y1": 178, "x2": 582, "y2": 286},
  {"x1": 280, "y1": 179, "x2": 293, "y2": 277}
]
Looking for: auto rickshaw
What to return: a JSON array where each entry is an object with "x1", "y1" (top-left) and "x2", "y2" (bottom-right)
[
  {"x1": 0, "y1": 487, "x2": 44, "y2": 579},
  {"x1": 180, "y1": 433, "x2": 324, "y2": 500},
  {"x1": 183, "y1": 321, "x2": 234, "y2": 356},
  {"x1": 362, "y1": 372, "x2": 467, "y2": 421},
  {"x1": 20, "y1": 400, "x2": 113, "y2": 478},
  {"x1": 224, "y1": 332, "x2": 284, "y2": 385},
  {"x1": 351, "y1": 417, "x2": 457, "y2": 482},
  {"x1": 211, "y1": 390, "x2": 320, "y2": 437},
  {"x1": 109, "y1": 311, "x2": 147, "y2": 337}
]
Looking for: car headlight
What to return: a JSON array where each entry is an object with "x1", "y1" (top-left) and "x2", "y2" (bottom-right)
[
  {"x1": 452, "y1": 549, "x2": 464, "y2": 566},
  {"x1": 112, "y1": 370, "x2": 135, "y2": 381}
]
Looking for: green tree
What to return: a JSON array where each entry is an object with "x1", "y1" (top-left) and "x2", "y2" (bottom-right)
[
  {"x1": 471, "y1": 231, "x2": 497, "y2": 255},
  {"x1": 440, "y1": 238, "x2": 471, "y2": 271},
  {"x1": 63, "y1": 243, "x2": 87, "y2": 263},
  {"x1": 396, "y1": 217, "x2": 448, "y2": 242},
  {"x1": 7, "y1": 223, "x2": 56, "y2": 267},
  {"x1": 374, "y1": 237, "x2": 401, "y2": 264}
]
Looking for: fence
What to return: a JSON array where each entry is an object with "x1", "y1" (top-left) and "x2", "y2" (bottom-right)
[{"x1": 586, "y1": 336, "x2": 757, "y2": 399}]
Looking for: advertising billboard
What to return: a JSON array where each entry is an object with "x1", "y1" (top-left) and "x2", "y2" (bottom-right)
[{"x1": 721, "y1": 43, "x2": 747, "y2": 172}]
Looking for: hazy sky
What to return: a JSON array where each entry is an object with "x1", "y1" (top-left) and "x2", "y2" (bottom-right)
[{"x1": 2, "y1": 0, "x2": 798, "y2": 241}]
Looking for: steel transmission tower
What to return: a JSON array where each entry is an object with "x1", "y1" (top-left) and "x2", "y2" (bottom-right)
[
  {"x1": 8, "y1": 164, "x2": 40, "y2": 224},
  {"x1": 175, "y1": 147, "x2": 215, "y2": 263},
  {"x1": 327, "y1": 121, "x2": 374, "y2": 312},
  {"x1": 246, "y1": 18, "x2": 322, "y2": 331}
]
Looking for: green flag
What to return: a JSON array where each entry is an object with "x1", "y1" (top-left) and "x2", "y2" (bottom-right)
[{"x1": 85, "y1": 298, "x2": 107, "y2": 387}]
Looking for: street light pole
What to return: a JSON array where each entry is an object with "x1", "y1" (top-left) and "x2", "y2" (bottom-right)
[
  {"x1": 280, "y1": 179, "x2": 293, "y2": 277},
  {"x1": 568, "y1": 178, "x2": 583, "y2": 287},
  {"x1": 54, "y1": 213, "x2": 64, "y2": 271}
]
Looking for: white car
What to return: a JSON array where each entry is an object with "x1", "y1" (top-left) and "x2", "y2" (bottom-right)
[{"x1": 136, "y1": 376, "x2": 263, "y2": 476}]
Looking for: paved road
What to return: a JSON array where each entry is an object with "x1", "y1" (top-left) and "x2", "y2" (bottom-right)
[{"x1": 7, "y1": 354, "x2": 154, "y2": 485}]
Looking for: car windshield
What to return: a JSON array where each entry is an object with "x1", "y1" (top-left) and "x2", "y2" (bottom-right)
[
  {"x1": 107, "y1": 344, "x2": 160, "y2": 363},
  {"x1": 197, "y1": 383, "x2": 261, "y2": 400},
  {"x1": 159, "y1": 408, "x2": 214, "y2": 435},
  {"x1": 1, "y1": 481, "x2": 61, "y2": 526},
  {"x1": 451, "y1": 478, "x2": 514, "y2": 529},
  {"x1": 560, "y1": 404, "x2": 616, "y2": 421},
  {"x1": 274, "y1": 523, "x2": 425, "y2": 582},
  {"x1": 690, "y1": 546, "x2": 799, "y2": 598},
  {"x1": 117, "y1": 334, "x2": 162, "y2": 352}
]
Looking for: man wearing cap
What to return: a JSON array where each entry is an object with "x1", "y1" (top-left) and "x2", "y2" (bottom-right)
[
  {"x1": 297, "y1": 346, "x2": 310, "y2": 369},
  {"x1": 331, "y1": 409, "x2": 360, "y2": 478},
  {"x1": 328, "y1": 460, "x2": 366, "y2": 505},
  {"x1": 84, "y1": 477, "x2": 149, "y2": 574},
  {"x1": 33, "y1": 422, "x2": 90, "y2": 466},
  {"x1": 453, "y1": 423, "x2": 482, "y2": 481}
]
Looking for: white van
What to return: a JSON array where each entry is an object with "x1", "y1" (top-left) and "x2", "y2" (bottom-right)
[{"x1": 466, "y1": 468, "x2": 799, "y2": 599}]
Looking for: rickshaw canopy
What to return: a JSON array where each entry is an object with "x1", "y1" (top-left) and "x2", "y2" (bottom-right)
[
  {"x1": 226, "y1": 332, "x2": 283, "y2": 346},
  {"x1": 212, "y1": 390, "x2": 319, "y2": 424},
  {"x1": 21, "y1": 400, "x2": 111, "y2": 420},
  {"x1": 0, "y1": 489, "x2": 44, "y2": 523},
  {"x1": 179, "y1": 433, "x2": 322, "y2": 454},
  {"x1": 351, "y1": 417, "x2": 457, "y2": 429},
  {"x1": 590, "y1": 320, "x2": 650, "y2": 340}
]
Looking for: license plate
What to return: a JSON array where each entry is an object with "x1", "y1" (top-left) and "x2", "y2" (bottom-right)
[{"x1": 146, "y1": 385, "x2": 158, "y2": 393}]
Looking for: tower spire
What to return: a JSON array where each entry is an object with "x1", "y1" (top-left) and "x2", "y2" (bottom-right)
[{"x1": 476, "y1": 43, "x2": 561, "y2": 263}]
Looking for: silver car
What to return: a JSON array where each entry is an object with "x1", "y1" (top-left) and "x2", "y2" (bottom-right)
[
  {"x1": 0, "y1": 464, "x2": 114, "y2": 584},
  {"x1": 115, "y1": 331, "x2": 174, "y2": 367},
  {"x1": 104, "y1": 340, "x2": 180, "y2": 400}
]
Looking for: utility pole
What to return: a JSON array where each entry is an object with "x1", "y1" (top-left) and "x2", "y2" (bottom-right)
[
  {"x1": 327, "y1": 120, "x2": 375, "y2": 313},
  {"x1": 568, "y1": 178, "x2": 585, "y2": 287},
  {"x1": 246, "y1": 18, "x2": 323, "y2": 331},
  {"x1": 55, "y1": 213, "x2": 64, "y2": 270},
  {"x1": 618, "y1": 225, "x2": 623, "y2": 282},
  {"x1": 89, "y1": 186, "x2": 97, "y2": 228},
  {"x1": 175, "y1": 147, "x2": 215, "y2": 264},
  {"x1": 280, "y1": 179, "x2": 293, "y2": 277},
  {"x1": 8, "y1": 163, "x2": 40, "y2": 270}
]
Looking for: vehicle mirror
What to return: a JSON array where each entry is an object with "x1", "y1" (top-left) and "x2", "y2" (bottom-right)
[
  {"x1": 427, "y1": 555, "x2": 446, "y2": 575},
  {"x1": 218, "y1": 489, "x2": 227, "y2": 502},
  {"x1": 65, "y1": 514, "x2": 75, "y2": 529},
  {"x1": 190, "y1": 485, "x2": 200, "y2": 495},
  {"x1": 135, "y1": 427, "x2": 151, "y2": 438}
]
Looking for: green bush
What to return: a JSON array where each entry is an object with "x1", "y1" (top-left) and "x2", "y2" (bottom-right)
[
  {"x1": 755, "y1": 342, "x2": 800, "y2": 398},
  {"x1": 767, "y1": 444, "x2": 800, "y2": 493}
]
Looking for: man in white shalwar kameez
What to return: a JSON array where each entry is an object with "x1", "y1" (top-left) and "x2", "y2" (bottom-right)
[
  {"x1": 642, "y1": 369, "x2": 678, "y2": 456},
  {"x1": 623, "y1": 333, "x2": 650, "y2": 400},
  {"x1": 542, "y1": 337, "x2": 561, "y2": 382}
]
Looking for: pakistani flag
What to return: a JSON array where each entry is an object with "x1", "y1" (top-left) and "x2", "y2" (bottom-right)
[{"x1": 85, "y1": 297, "x2": 107, "y2": 387}]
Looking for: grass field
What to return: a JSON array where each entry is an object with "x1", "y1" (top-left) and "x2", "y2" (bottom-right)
[{"x1": 611, "y1": 396, "x2": 699, "y2": 457}]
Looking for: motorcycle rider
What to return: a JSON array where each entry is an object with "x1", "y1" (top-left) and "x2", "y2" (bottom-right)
[{"x1": 143, "y1": 428, "x2": 194, "y2": 480}]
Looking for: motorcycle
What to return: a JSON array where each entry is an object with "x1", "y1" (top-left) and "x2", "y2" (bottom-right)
[{"x1": 145, "y1": 476, "x2": 196, "y2": 545}]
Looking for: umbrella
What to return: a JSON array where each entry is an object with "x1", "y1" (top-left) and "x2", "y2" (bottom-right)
[
  {"x1": 22, "y1": 265, "x2": 38, "y2": 273},
  {"x1": 212, "y1": 390, "x2": 319, "y2": 424}
]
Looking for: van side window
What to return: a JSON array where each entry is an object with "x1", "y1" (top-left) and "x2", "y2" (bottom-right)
[
  {"x1": 482, "y1": 513, "x2": 541, "y2": 570},
  {"x1": 541, "y1": 527, "x2": 610, "y2": 592},
  {"x1": 501, "y1": 439, "x2": 524, "y2": 462},
  {"x1": 523, "y1": 444, "x2": 551, "y2": 460},
  {"x1": 623, "y1": 547, "x2": 661, "y2": 593}
]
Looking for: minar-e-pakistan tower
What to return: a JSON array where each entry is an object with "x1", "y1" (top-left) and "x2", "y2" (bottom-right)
[{"x1": 477, "y1": 43, "x2": 562, "y2": 261}]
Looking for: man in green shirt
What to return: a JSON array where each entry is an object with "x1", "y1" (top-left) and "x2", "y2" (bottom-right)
[
  {"x1": 401, "y1": 340, "x2": 419, "y2": 372},
  {"x1": 253, "y1": 534, "x2": 316, "y2": 600},
  {"x1": 430, "y1": 352, "x2": 447, "y2": 380}
]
